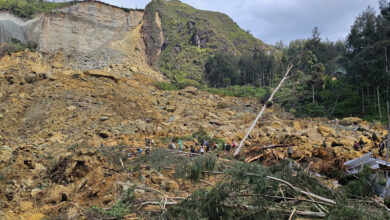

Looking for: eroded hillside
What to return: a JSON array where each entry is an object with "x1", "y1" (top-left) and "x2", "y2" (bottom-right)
[
  {"x1": 0, "y1": 1, "x2": 389, "y2": 219},
  {"x1": 0, "y1": 49, "x2": 388, "y2": 219}
]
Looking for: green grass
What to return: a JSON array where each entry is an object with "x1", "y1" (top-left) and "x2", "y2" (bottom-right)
[
  {"x1": 86, "y1": 187, "x2": 135, "y2": 219},
  {"x1": 203, "y1": 85, "x2": 270, "y2": 100},
  {"x1": 6, "y1": 38, "x2": 37, "y2": 53},
  {"x1": 145, "y1": 0, "x2": 275, "y2": 83},
  {"x1": 0, "y1": 0, "x2": 71, "y2": 19}
]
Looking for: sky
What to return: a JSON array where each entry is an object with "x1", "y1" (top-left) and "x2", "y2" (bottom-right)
[{"x1": 96, "y1": 0, "x2": 379, "y2": 45}]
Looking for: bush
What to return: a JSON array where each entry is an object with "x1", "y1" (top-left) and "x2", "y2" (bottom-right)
[
  {"x1": 0, "y1": 0, "x2": 70, "y2": 19},
  {"x1": 86, "y1": 187, "x2": 135, "y2": 219},
  {"x1": 343, "y1": 165, "x2": 373, "y2": 198},
  {"x1": 156, "y1": 82, "x2": 179, "y2": 91}
]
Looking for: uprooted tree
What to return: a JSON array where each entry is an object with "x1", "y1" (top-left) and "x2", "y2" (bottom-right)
[{"x1": 234, "y1": 52, "x2": 317, "y2": 156}]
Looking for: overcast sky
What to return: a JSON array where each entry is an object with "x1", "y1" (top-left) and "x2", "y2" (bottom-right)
[{"x1": 99, "y1": 0, "x2": 379, "y2": 45}]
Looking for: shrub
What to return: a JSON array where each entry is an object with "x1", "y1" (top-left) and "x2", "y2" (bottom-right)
[
  {"x1": 156, "y1": 82, "x2": 179, "y2": 91},
  {"x1": 86, "y1": 187, "x2": 135, "y2": 219}
]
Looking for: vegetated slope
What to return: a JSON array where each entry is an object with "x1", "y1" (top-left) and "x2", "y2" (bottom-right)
[
  {"x1": 143, "y1": 0, "x2": 275, "y2": 86},
  {"x1": 0, "y1": 0, "x2": 70, "y2": 19}
]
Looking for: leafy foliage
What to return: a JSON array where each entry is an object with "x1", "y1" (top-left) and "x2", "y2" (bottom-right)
[
  {"x1": 0, "y1": 0, "x2": 70, "y2": 19},
  {"x1": 86, "y1": 187, "x2": 135, "y2": 219}
]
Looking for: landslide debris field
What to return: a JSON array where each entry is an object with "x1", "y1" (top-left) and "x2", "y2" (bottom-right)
[
  {"x1": 1, "y1": 1, "x2": 390, "y2": 220},
  {"x1": 1, "y1": 51, "x2": 390, "y2": 219}
]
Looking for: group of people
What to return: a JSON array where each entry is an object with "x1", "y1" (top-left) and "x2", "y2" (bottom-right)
[
  {"x1": 168, "y1": 138, "x2": 239, "y2": 156},
  {"x1": 352, "y1": 133, "x2": 387, "y2": 157}
]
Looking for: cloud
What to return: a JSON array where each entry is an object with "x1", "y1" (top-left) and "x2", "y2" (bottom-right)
[{"x1": 102, "y1": 0, "x2": 379, "y2": 45}]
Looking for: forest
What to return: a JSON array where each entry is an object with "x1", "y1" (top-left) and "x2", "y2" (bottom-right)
[{"x1": 204, "y1": 1, "x2": 390, "y2": 121}]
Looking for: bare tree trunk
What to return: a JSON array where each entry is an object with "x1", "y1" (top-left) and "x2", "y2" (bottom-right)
[
  {"x1": 378, "y1": 86, "x2": 382, "y2": 119},
  {"x1": 312, "y1": 84, "x2": 315, "y2": 103},
  {"x1": 331, "y1": 92, "x2": 341, "y2": 115},
  {"x1": 374, "y1": 87, "x2": 377, "y2": 111},
  {"x1": 234, "y1": 64, "x2": 294, "y2": 157},
  {"x1": 387, "y1": 101, "x2": 390, "y2": 162},
  {"x1": 362, "y1": 87, "x2": 365, "y2": 114},
  {"x1": 386, "y1": 46, "x2": 388, "y2": 73}
]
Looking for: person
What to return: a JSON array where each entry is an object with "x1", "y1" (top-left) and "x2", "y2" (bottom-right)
[
  {"x1": 150, "y1": 138, "x2": 155, "y2": 146},
  {"x1": 200, "y1": 146, "x2": 205, "y2": 154},
  {"x1": 322, "y1": 139, "x2": 327, "y2": 148},
  {"x1": 222, "y1": 143, "x2": 226, "y2": 151},
  {"x1": 138, "y1": 148, "x2": 143, "y2": 155},
  {"x1": 232, "y1": 140, "x2": 238, "y2": 148},
  {"x1": 372, "y1": 133, "x2": 379, "y2": 142},
  {"x1": 145, "y1": 147, "x2": 150, "y2": 155},
  {"x1": 203, "y1": 139, "x2": 208, "y2": 147},
  {"x1": 374, "y1": 142, "x2": 378, "y2": 149},
  {"x1": 379, "y1": 142, "x2": 385, "y2": 157},
  {"x1": 100, "y1": 143, "x2": 104, "y2": 148},
  {"x1": 353, "y1": 141, "x2": 359, "y2": 151},
  {"x1": 170, "y1": 142, "x2": 176, "y2": 150},
  {"x1": 206, "y1": 145, "x2": 211, "y2": 152},
  {"x1": 145, "y1": 138, "x2": 150, "y2": 147},
  {"x1": 190, "y1": 146, "x2": 196, "y2": 157},
  {"x1": 178, "y1": 140, "x2": 183, "y2": 151},
  {"x1": 226, "y1": 144, "x2": 231, "y2": 152},
  {"x1": 287, "y1": 145, "x2": 293, "y2": 158},
  {"x1": 359, "y1": 138, "x2": 365, "y2": 149},
  {"x1": 214, "y1": 143, "x2": 219, "y2": 151}
]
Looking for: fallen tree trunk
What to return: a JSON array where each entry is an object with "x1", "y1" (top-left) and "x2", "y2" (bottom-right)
[{"x1": 234, "y1": 64, "x2": 294, "y2": 157}]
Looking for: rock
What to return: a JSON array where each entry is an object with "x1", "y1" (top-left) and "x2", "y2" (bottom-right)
[
  {"x1": 293, "y1": 121, "x2": 301, "y2": 130},
  {"x1": 31, "y1": 188, "x2": 43, "y2": 198},
  {"x1": 318, "y1": 126, "x2": 336, "y2": 137},
  {"x1": 24, "y1": 73, "x2": 37, "y2": 83},
  {"x1": 52, "y1": 61, "x2": 64, "y2": 69},
  {"x1": 271, "y1": 121, "x2": 282, "y2": 129},
  {"x1": 0, "y1": 113, "x2": 3, "y2": 119},
  {"x1": 48, "y1": 133, "x2": 68, "y2": 144},
  {"x1": 100, "y1": 116, "x2": 109, "y2": 121},
  {"x1": 134, "y1": 189, "x2": 145, "y2": 198},
  {"x1": 182, "y1": 86, "x2": 198, "y2": 95},
  {"x1": 151, "y1": 175, "x2": 164, "y2": 185},
  {"x1": 165, "y1": 105, "x2": 176, "y2": 113},
  {"x1": 0, "y1": 145, "x2": 12, "y2": 164},
  {"x1": 312, "y1": 148, "x2": 334, "y2": 161},
  {"x1": 97, "y1": 130, "x2": 110, "y2": 139},
  {"x1": 45, "y1": 185, "x2": 70, "y2": 204},
  {"x1": 340, "y1": 117, "x2": 362, "y2": 126},
  {"x1": 162, "y1": 180, "x2": 179, "y2": 192},
  {"x1": 19, "y1": 201, "x2": 34, "y2": 212},
  {"x1": 67, "y1": 105, "x2": 77, "y2": 111},
  {"x1": 338, "y1": 138, "x2": 355, "y2": 147}
]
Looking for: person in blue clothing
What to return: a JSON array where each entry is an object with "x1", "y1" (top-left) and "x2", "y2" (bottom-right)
[{"x1": 179, "y1": 139, "x2": 183, "y2": 151}]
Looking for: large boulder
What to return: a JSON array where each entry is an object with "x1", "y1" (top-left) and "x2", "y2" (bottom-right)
[
  {"x1": 312, "y1": 148, "x2": 335, "y2": 161},
  {"x1": 0, "y1": 145, "x2": 12, "y2": 165},
  {"x1": 162, "y1": 180, "x2": 179, "y2": 192},
  {"x1": 318, "y1": 126, "x2": 336, "y2": 137},
  {"x1": 340, "y1": 117, "x2": 362, "y2": 126}
]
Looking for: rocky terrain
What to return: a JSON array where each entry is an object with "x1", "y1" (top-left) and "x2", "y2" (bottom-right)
[
  {"x1": 0, "y1": 1, "x2": 389, "y2": 219},
  {"x1": 0, "y1": 49, "x2": 388, "y2": 219}
]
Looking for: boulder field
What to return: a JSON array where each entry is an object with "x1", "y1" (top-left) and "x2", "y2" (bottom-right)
[{"x1": 0, "y1": 50, "x2": 388, "y2": 218}]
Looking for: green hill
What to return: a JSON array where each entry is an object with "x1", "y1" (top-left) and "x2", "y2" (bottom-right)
[{"x1": 143, "y1": 0, "x2": 275, "y2": 86}]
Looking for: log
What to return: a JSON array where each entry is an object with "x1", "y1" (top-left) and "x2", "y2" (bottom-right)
[
  {"x1": 294, "y1": 210, "x2": 326, "y2": 218},
  {"x1": 245, "y1": 154, "x2": 264, "y2": 162},
  {"x1": 289, "y1": 208, "x2": 296, "y2": 220}
]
